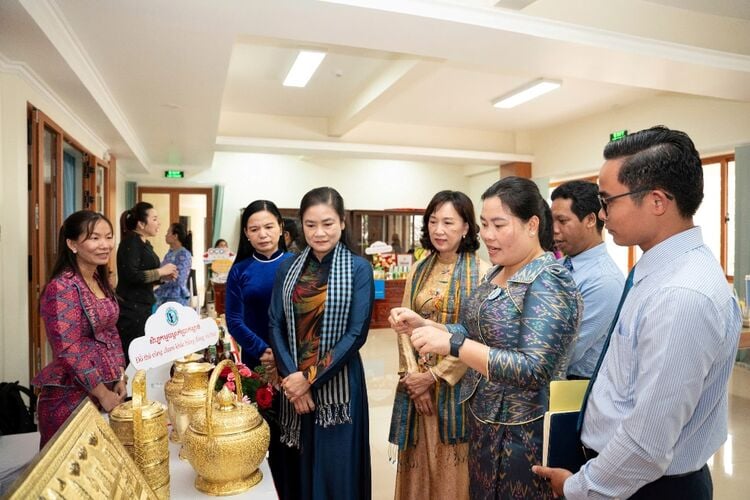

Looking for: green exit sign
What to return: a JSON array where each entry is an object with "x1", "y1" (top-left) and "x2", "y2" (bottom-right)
[
  {"x1": 610, "y1": 130, "x2": 628, "y2": 142},
  {"x1": 164, "y1": 170, "x2": 184, "y2": 179}
]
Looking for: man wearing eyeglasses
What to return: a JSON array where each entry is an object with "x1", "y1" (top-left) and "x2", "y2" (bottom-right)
[
  {"x1": 534, "y1": 126, "x2": 742, "y2": 499},
  {"x1": 551, "y1": 180, "x2": 626, "y2": 380}
]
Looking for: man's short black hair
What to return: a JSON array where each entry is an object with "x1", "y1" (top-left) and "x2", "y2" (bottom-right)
[
  {"x1": 603, "y1": 125, "x2": 703, "y2": 218},
  {"x1": 551, "y1": 180, "x2": 604, "y2": 233}
]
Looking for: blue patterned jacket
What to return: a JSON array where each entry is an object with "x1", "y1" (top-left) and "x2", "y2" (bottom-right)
[{"x1": 446, "y1": 252, "x2": 581, "y2": 424}]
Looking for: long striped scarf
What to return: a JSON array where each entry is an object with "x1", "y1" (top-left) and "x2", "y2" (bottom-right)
[
  {"x1": 388, "y1": 251, "x2": 481, "y2": 450},
  {"x1": 279, "y1": 242, "x2": 353, "y2": 448}
]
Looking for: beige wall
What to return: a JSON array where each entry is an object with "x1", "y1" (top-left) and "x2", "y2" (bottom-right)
[
  {"x1": 530, "y1": 94, "x2": 750, "y2": 180},
  {"x1": 3, "y1": 74, "x2": 750, "y2": 386},
  {"x1": 0, "y1": 71, "x2": 108, "y2": 386}
]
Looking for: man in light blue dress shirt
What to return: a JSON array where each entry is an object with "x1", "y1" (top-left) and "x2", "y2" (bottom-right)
[
  {"x1": 551, "y1": 181, "x2": 625, "y2": 380},
  {"x1": 534, "y1": 126, "x2": 742, "y2": 499}
]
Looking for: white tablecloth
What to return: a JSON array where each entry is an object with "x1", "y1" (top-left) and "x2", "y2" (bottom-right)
[
  {"x1": 169, "y1": 441, "x2": 276, "y2": 499},
  {"x1": 1, "y1": 431, "x2": 276, "y2": 498},
  {"x1": 2, "y1": 360, "x2": 277, "y2": 498}
]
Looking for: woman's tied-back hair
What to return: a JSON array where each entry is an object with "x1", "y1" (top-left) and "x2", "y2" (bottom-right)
[
  {"x1": 169, "y1": 222, "x2": 192, "y2": 253},
  {"x1": 119, "y1": 201, "x2": 154, "y2": 239},
  {"x1": 235, "y1": 200, "x2": 286, "y2": 263},
  {"x1": 299, "y1": 187, "x2": 353, "y2": 250},
  {"x1": 482, "y1": 176, "x2": 555, "y2": 252}
]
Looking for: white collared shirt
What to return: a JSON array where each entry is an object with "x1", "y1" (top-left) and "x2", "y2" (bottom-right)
[{"x1": 564, "y1": 227, "x2": 742, "y2": 499}]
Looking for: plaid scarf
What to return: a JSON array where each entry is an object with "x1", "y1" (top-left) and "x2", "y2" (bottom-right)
[
  {"x1": 279, "y1": 242, "x2": 353, "y2": 448},
  {"x1": 388, "y1": 251, "x2": 481, "y2": 450}
]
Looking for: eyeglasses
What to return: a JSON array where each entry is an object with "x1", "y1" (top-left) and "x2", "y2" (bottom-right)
[{"x1": 598, "y1": 189, "x2": 673, "y2": 216}]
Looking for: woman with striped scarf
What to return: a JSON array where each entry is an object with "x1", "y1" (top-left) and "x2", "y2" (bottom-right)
[
  {"x1": 268, "y1": 187, "x2": 374, "y2": 500},
  {"x1": 388, "y1": 190, "x2": 489, "y2": 500}
]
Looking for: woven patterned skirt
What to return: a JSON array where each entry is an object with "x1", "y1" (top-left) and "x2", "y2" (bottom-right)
[
  {"x1": 467, "y1": 411, "x2": 553, "y2": 500},
  {"x1": 37, "y1": 384, "x2": 89, "y2": 449}
]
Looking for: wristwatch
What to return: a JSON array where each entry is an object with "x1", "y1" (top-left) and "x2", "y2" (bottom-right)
[{"x1": 449, "y1": 331, "x2": 466, "y2": 357}]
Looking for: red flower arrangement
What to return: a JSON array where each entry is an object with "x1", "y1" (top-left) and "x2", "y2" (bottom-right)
[{"x1": 214, "y1": 363, "x2": 276, "y2": 412}]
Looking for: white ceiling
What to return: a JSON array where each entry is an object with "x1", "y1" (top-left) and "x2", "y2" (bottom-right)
[{"x1": 1, "y1": 0, "x2": 749, "y2": 173}]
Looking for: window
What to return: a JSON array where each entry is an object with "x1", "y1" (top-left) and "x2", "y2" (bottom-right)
[{"x1": 549, "y1": 154, "x2": 735, "y2": 280}]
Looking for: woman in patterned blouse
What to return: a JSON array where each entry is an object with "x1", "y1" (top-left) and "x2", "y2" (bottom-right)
[
  {"x1": 33, "y1": 210, "x2": 127, "y2": 449},
  {"x1": 388, "y1": 190, "x2": 489, "y2": 500},
  {"x1": 155, "y1": 222, "x2": 193, "y2": 307},
  {"x1": 392, "y1": 177, "x2": 581, "y2": 499}
]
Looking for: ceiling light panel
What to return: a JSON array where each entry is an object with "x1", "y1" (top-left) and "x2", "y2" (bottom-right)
[
  {"x1": 493, "y1": 79, "x2": 561, "y2": 109},
  {"x1": 283, "y1": 50, "x2": 327, "y2": 88}
]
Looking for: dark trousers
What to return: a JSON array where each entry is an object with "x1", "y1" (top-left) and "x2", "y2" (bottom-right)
[
  {"x1": 582, "y1": 448, "x2": 712, "y2": 500},
  {"x1": 116, "y1": 301, "x2": 152, "y2": 366},
  {"x1": 629, "y1": 464, "x2": 712, "y2": 500}
]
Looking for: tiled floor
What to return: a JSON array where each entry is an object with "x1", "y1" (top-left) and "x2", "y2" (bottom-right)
[{"x1": 361, "y1": 328, "x2": 750, "y2": 500}]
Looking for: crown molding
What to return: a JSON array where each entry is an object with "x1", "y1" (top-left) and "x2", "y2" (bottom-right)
[
  {"x1": 19, "y1": 0, "x2": 151, "y2": 171},
  {"x1": 0, "y1": 52, "x2": 110, "y2": 156}
]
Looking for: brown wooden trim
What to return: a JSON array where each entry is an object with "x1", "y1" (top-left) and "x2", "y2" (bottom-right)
[
  {"x1": 500, "y1": 161, "x2": 532, "y2": 179},
  {"x1": 27, "y1": 105, "x2": 117, "y2": 381},
  {"x1": 137, "y1": 186, "x2": 214, "y2": 250},
  {"x1": 701, "y1": 153, "x2": 735, "y2": 279}
]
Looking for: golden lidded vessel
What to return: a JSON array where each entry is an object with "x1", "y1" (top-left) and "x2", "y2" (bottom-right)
[
  {"x1": 164, "y1": 352, "x2": 203, "y2": 443},
  {"x1": 110, "y1": 369, "x2": 170, "y2": 499},
  {"x1": 183, "y1": 359, "x2": 270, "y2": 496},
  {"x1": 172, "y1": 361, "x2": 214, "y2": 453}
]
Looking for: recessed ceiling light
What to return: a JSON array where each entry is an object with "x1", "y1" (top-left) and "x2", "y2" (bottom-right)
[
  {"x1": 492, "y1": 79, "x2": 561, "y2": 109},
  {"x1": 283, "y1": 50, "x2": 326, "y2": 88}
]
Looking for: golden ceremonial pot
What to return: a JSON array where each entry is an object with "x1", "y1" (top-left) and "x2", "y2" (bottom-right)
[
  {"x1": 172, "y1": 361, "x2": 214, "y2": 454},
  {"x1": 183, "y1": 359, "x2": 270, "y2": 496},
  {"x1": 110, "y1": 370, "x2": 170, "y2": 499},
  {"x1": 165, "y1": 352, "x2": 203, "y2": 443}
]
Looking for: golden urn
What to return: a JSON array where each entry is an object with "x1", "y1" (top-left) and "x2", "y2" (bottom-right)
[
  {"x1": 164, "y1": 352, "x2": 203, "y2": 443},
  {"x1": 183, "y1": 359, "x2": 270, "y2": 496},
  {"x1": 110, "y1": 370, "x2": 170, "y2": 499},
  {"x1": 172, "y1": 361, "x2": 214, "y2": 451}
]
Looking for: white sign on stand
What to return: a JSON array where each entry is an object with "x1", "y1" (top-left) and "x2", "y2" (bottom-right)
[{"x1": 128, "y1": 302, "x2": 218, "y2": 370}]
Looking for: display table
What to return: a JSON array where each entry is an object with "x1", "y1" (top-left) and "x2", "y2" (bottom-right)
[
  {"x1": 0, "y1": 431, "x2": 276, "y2": 498},
  {"x1": 1, "y1": 362, "x2": 278, "y2": 498},
  {"x1": 169, "y1": 441, "x2": 275, "y2": 498}
]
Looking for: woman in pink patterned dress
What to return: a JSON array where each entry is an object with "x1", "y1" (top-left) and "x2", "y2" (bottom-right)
[{"x1": 33, "y1": 210, "x2": 127, "y2": 449}]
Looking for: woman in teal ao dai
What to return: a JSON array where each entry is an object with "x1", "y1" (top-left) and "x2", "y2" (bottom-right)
[{"x1": 391, "y1": 177, "x2": 582, "y2": 499}]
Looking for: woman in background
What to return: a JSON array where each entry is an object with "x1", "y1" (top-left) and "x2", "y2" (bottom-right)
[
  {"x1": 116, "y1": 202, "x2": 177, "y2": 365},
  {"x1": 269, "y1": 187, "x2": 374, "y2": 500},
  {"x1": 388, "y1": 190, "x2": 489, "y2": 500},
  {"x1": 283, "y1": 217, "x2": 302, "y2": 254},
  {"x1": 224, "y1": 200, "x2": 295, "y2": 497},
  {"x1": 34, "y1": 210, "x2": 126, "y2": 449},
  {"x1": 214, "y1": 238, "x2": 229, "y2": 249},
  {"x1": 155, "y1": 222, "x2": 192, "y2": 307},
  {"x1": 391, "y1": 177, "x2": 581, "y2": 499}
]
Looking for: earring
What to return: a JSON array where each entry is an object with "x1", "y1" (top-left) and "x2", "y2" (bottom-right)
[
  {"x1": 530, "y1": 232, "x2": 536, "y2": 237},
  {"x1": 73, "y1": 249, "x2": 77, "y2": 254}
]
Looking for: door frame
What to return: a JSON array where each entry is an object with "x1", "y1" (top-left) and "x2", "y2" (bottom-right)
[
  {"x1": 136, "y1": 186, "x2": 214, "y2": 251},
  {"x1": 27, "y1": 105, "x2": 115, "y2": 380}
]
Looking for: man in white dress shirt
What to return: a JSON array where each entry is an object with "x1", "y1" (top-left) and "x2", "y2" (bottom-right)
[
  {"x1": 551, "y1": 180, "x2": 625, "y2": 380},
  {"x1": 533, "y1": 126, "x2": 742, "y2": 499}
]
